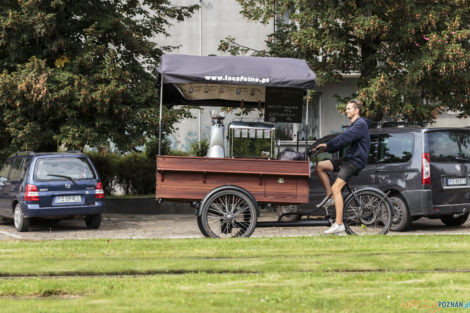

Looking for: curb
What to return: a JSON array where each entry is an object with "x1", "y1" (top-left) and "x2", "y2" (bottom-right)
[{"x1": 104, "y1": 198, "x2": 194, "y2": 215}]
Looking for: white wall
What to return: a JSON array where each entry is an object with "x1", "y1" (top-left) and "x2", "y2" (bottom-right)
[
  {"x1": 317, "y1": 77, "x2": 359, "y2": 137},
  {"x1": 162, "y1": 0, "x2": 273, "y2": 56},
  {"x1": 433, "y1": 111, "x2": 470, "y2": 128}
]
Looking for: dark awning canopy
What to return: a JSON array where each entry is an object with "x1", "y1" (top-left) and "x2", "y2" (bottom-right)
[{"x1": 157, "y1": 54, "x2": 317, "y2": 108}]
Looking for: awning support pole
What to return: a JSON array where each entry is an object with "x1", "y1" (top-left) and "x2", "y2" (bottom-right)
[
  {"x1": 158, "y1": 75, "x2": 163, "y2": 155},
  {"x1": 305, "y1": 90, "x2": 310, "y2": 158}
]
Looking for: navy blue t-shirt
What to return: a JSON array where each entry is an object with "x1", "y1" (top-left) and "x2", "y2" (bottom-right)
[{"x1": 326, "y1": 118, "x2": 370, "y2": 170}]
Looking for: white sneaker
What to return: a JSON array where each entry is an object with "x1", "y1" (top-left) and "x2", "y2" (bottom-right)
[
  {"x1": 323, "y1": 223, "x2": 345, "y2": 235},
  {"x1": 316, "y1": 197, "x2": 335, "y2": 208}
]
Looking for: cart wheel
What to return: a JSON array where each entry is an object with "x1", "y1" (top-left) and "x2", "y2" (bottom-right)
[
  {"x1": 197, "y1": 215, "x2": 210, "y2": 238},
  {"x1": 343, "y1": 190, "x2": 393, "y2": 235},
  {"x1": 199, "y1": 189, "x2": 257, "y2": 238}
]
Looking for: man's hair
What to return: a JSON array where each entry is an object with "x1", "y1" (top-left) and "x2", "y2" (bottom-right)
[{"x1": 348, "y1": 99, "x2": 362, "y2": 114}]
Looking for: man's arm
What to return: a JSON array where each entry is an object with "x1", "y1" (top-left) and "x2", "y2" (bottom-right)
[{"x1": 326, "y1": 120, "x2": 366, "y2": 153}]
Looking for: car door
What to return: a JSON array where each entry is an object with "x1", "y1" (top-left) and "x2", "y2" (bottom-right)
[
  {"x1": 426, "y1": 129, "x2": 470, "y2": 206},
  {"x1": 349, "y1": 133, "x2": 380, "y2": 189},
  {"x1": 0, "y1": 158, "x2": 13, "y2": 216},
  {"x1": 374, "y1": 132, "x2": 416, "y2": 193},
  {"x1": 6, "y1": 158, "x2": 26, "y2": 212}
]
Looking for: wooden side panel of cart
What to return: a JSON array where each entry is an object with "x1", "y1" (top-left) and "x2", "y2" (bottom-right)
[{"x1": 156, "y1": 156, "x2": 310, "y2": 204}]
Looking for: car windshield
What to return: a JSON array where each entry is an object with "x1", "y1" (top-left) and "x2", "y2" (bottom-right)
[
  {"x1": 34, "y1": 157, "x2": 96, "y2": 180},
  {"x1": 428, "y1": 130, "x2": 470, "y2": 162}
]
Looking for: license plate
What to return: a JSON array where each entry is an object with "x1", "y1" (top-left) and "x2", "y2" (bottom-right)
[
  {"x1": 55, "y1": 195, "x2": 81, "y2": 204},
  {"x1": 447, "y1": 178, "x2": 467, "y2": 186}
]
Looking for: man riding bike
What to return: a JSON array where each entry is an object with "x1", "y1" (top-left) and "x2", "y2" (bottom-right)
[{"x1": 312, "y1": 100, "x2": 371, "y2": 235}]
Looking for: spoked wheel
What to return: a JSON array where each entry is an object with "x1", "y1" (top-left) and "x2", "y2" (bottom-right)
[
  {"x1": 199, "y1": 189, "x2": 257, "y2": 238},
  {"x1": 343, "y1": 190, "x2": 393, "y2": 235}
]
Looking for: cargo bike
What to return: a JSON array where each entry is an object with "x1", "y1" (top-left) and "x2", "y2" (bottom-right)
[{"x1": 156, "y1": 54, "x2": 393, "y2": 238}]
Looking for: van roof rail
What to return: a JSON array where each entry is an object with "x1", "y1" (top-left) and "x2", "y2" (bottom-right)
[
  {"x1": 371, "y1": 121, "x2": 427, "y2": 129},
  {"x1": 14, "y1": 151, "x2": 35, "y2": 156}
]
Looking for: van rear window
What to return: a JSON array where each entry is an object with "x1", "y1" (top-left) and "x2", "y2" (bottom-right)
[
  {"x1": 34, "y1": 157, "x2": 96, "y2": 180},
  {"x1": 428, "y1": 131, "x2": 470, "y2": 162}
]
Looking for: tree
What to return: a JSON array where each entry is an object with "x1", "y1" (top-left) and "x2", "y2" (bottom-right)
[
  {"x1": 0, "y1": 0, "x2": 198, "y2": 156},
  {"x1": 220, "y1": 0, "x2": 469, "y2": 122}
]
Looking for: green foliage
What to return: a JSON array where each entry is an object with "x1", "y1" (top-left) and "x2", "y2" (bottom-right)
[
  {"x1": 190, "y1": 139, "x2": 209, "y2": 157},
  {"x1": 144, "y1": 137, "x2": 172, "y2": 163},
  {"x1": 0, "y1": 0, "x2": 197, "y2": 154},
  {"x1": 87, "y1": 151, "x2": 155, "y2": 195},
  {"x1": 118, "y1": 153, "x2": 155, "y2": 195},
  {"x1": 221, "y1": 0, "x2": 470, "y2": 122},
  {"x1": 86, "y1": 152, "x2": 119, "y2": 195},
  {"x1": 168, "y1": 150, "x2": 190, "y2": 156},
  {"x1": 232, "y1": 137, "x2": 273, "y2": 158}
]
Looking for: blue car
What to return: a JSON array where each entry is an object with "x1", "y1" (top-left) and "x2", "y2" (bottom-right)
[{"x1": 0, "y1": 152, "x2": 105, "y2": 232}]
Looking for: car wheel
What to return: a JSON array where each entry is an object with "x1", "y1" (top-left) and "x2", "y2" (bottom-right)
[
  {"x1": 440, "y1": 213, "x2": 469, "y2": 227},
  {"x1": 275, "y1": 205, "x2": 301, "y2": 222},
  {"x1": 85, "y1": 214, "x2": 102, "y2": 229},
  {"x1": 13, "y1": 204, "x2": 30, "y2": 232},
  {"x1": 390, "y1": 195, "x2": 412, "y2": 232}
]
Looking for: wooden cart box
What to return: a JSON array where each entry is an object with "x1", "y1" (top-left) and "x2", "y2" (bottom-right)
[{"x1": 156, "y1": 156, "x2": 310, "y2": 204}]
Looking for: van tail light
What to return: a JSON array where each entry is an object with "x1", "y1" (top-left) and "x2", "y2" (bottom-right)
[
  {"x1": 95, "y1": 182, "x2": 104, "y2": 199},
  {"x1": 422, "y1": 153, "x2": 431, "y2": 185},
  {"x1": 24, "y1": 184, "x2": 39, "y2": 201}
]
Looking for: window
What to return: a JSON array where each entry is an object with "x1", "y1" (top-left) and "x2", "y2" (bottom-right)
[
  {"x1": 428, "y1": 130, "x2": 470, "y2": 162},
  {"x1": 368, "y1": 134, "x2": 380, "y2": 164},
  {"x1": 378, "y1": 134, "x2": 414, "y2": 164},
  {"x1": 34, "y1": 157, "x2": 96, "y2": 181},
  {"x1": 19, "y1": 159, "x2": 30, "y2": 180},
  {"x1": 299, "y1": 93, "x2": 320, "y2": 141},
  {"x1": 276, "y1": 93, "x2": 320, "y2": 141},
  {"x1": 338, "y1": 134, "x2": 379, "y2": 165},
  {"x1": 9, "y1": 158, "x2": 24, "y2": 181},
  {"x1": 0, "y1": 159, "x2": 12, "y2": 179}
]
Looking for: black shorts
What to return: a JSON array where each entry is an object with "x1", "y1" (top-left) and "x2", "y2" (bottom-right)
[{"x1": 329, "y1": 159, "x2": 360, "y2": 182}]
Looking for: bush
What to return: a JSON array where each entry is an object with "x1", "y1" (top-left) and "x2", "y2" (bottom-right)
[
  {"x1": 87, "y1": 152, "x2": 155, "y2": 196},
  {"x1": 118, "y1": 153, "x2": 155, "y2": 195},
  {"x1": 86, "y1": 152, "x2": 119, "y2": 195},
  {"x1": 190, "y1": 139, "x2": 209, "y2": 156}
]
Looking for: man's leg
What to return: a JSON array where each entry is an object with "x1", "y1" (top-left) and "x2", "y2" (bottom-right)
[
  {"x1": 331, "y1": 178, "x2": 347, "y2": 225},
  {"x1": 314, "y1": 160, "x2": 334, "y2": 196}
]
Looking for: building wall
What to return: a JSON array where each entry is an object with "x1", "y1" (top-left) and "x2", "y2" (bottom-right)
[
  {"x1": 162, "y1": 0, "x2": 273, "y2": 56},
  {"x1": 317, "y1": 77, "x2": 359, "y2": 137},
  {"x1": 433, "y1": 111, "x2": 469, "y2": 128}
]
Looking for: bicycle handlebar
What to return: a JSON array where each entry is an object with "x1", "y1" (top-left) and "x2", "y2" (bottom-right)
[{"x1": 307, "y1": 147, "x2": 325, "y2": 160}]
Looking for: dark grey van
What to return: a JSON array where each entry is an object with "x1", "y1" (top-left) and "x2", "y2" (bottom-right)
[{"x1": 307, "y1": 127, "x2": 470, "y2": 231}]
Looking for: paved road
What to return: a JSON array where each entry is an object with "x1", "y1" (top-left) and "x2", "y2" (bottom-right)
[{"x1": 1, "y1": 213, "x2": 469, "y2": 240}]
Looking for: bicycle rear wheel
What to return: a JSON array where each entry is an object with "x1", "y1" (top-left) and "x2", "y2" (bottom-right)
[{"x1": 343, "y1": 190, "x2": 393, "y2": 235}]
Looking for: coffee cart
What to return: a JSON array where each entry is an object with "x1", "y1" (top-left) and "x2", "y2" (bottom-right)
[{"x1": 156, "y1": 54, "x2": 392, "y2": 238}]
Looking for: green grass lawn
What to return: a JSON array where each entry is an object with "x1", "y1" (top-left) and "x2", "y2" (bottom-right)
[{"x1": 0, "y1": 235, "x2": 469, "y2": 312}]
